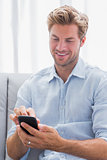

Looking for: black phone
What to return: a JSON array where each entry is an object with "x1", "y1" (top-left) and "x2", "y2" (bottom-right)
[{"x1": 18, "y1": 115, "x2": 39, "y2": 135}]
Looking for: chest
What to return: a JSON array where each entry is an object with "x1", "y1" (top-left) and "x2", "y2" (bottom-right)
[{"x1": 31, "y1": 79, "x2": 94, "y2": 126}]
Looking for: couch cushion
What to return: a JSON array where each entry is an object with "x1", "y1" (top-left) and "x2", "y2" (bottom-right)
[
  {"x1": 7, "y1": 73, "x2": 31, "y2": 132},
  {"x1": 0, "y1": 74, "x2": 7, "y2": 159},
  {"x1": 6, "y1": 73, "x2": 31, "y2": 160}
]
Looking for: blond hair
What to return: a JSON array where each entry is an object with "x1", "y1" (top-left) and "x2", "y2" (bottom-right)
[{"x1": 47, "y1": 5, "x2": 89, "y2": 39}]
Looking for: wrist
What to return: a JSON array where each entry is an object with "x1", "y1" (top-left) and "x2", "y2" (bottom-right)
[{"x1": 55, "y1": 137, "x2": 67, "y2": 153}]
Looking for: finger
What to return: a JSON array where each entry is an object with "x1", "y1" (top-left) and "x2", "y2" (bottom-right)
[
  {"x1": 14, "y1": 106, "x2": 28, "y2": 116},
  {"x1": 14, "y1": 108, "x2": 21, "y2": 116},
  {"x1": 10, "y1": 114, "x2": 14, "y2": 120},
  {"x1": 36, "y1": 117, "x2": 40, "y2": 124},
  {"x1": 9, "y1": 114, "x2": 19, "y2": 125},
  {"x1": 21, "y1": 122, "x2": 40, "y2": 136},
  {"x1": 26, "y1": 108, "x2": 36, "y2": 117},
  {"x1": 17, "y1": 125, "x2": 28, "y2": 138},
  {"x1": 16, "y1": 125, "x2": 30, "y2": 146},
  {"x1": 17, "y1": 125, "x2": 44, "y2": 149},
  {"x1": 17, "y1": 124, "x2": 42, "y2": 148},
  {"x1": 19, "y1": 106, "x2": 28, "y2": 115},
  {"x1": 26, "y1": 108, "x2": 40, "y2": 123}
]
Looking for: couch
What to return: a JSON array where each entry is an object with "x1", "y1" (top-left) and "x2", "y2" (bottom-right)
[{"x1": 0, "y1": 73, "x2": 42, "y2": 160}]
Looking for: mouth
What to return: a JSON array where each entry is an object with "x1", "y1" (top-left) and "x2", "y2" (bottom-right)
[
  {"x1": 56, "y1": 53, "x2": 66, "y2": 56},
  {"x1": 55, "y1": 52, "x2": 69, "y2": 56}
]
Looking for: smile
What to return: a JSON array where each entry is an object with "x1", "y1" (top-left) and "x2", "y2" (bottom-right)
[{"x1": 56, "y1": 52, "x2": 68, "y2": 56}]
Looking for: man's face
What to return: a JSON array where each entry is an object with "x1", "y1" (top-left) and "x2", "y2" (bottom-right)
[{"x1": 49, "y1": 24, "x2": 85, "y2": 69}]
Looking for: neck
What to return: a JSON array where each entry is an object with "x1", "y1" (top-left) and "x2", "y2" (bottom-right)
[{"x1": 55, "y1": 60, "x2": 78, "y2": 83}]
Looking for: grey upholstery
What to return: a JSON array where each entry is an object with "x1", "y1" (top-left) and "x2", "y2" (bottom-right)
[
  {"x1": 0, "y1": 73, "x2": 31, "y2": 160},
  {"x1": 0, "y1": 74, "x2": 7, "y2": 160}
]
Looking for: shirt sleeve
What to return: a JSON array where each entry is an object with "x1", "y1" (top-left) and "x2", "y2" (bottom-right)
[
  {"x1": 92, "y1": 74, "x2": 107, "y2": 141},
  {"x1": 15, "y1": 78, "x2": 32, "y2": 108}
]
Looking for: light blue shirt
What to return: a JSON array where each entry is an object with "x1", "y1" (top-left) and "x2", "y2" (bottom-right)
[{"x1": 8, "y1": 57, "x2": 107, "y2": 160}]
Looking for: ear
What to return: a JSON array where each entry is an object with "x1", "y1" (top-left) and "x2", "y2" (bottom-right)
[{"x1": 80, "y1": 36, "x2": 86, "y2": 47}]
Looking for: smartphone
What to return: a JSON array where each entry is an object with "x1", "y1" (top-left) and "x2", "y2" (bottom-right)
[{"x1": 18, "y1": 115, "x2": 39, "y2": 135}]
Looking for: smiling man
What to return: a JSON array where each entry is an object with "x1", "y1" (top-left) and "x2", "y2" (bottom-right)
[
  {"x1": 49, "y1": 23, "x2": 86, "y2": 82},
  {"x1": 7, "y1": 5, "x2": 107, "y2": 160}
]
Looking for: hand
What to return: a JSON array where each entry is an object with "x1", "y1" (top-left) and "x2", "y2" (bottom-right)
[
  {"x1": 17, "y1": 123, "x2": 63, "y2": 151},
  {"x1": 9, "y1": 106, "x2": 38, "y2": 125}
]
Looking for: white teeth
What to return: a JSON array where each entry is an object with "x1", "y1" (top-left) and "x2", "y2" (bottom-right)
[{"x1": 57, "y1": 53, "x2": 66, "y2": 56}]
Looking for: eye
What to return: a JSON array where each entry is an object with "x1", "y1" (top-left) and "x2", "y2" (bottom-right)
[
  {"x1": 53, "y1": 38, "x2": 59, "y2": 41},
  {"x1": 66, "y1": 39, "x2": 74, "y2": 43}
]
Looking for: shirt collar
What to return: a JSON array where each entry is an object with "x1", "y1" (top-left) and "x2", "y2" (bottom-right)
[
  {"x1": 48, "y1": 66, "x2": 58, "y2": 82},
  {"x1": 48, "y1": 57, "x2": 86, "y2": 82},
  {"x1": 71, "y1": 57, "x2": 86, "y2": 79}
]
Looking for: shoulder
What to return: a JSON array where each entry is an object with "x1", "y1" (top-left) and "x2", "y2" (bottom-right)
[
  {"x1": 84, "y1": 63, "x2": 107, "y2": 89},
  {"x1": 17, "y1": 66, "x2": 53, "y2": 93},
  {"x1": 23, "y1": 66, "x2": 53, "y2": 86},
  {"x1": 31, "y1": 66, "x2": 53, "y2": 80},
  {"x1": 85, "y1": 63, "x2": 107, "y2": 79}
]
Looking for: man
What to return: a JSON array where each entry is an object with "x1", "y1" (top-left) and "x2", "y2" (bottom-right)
[{"x1": 7, "y1": 5, "x2": 107, "y2": 160}]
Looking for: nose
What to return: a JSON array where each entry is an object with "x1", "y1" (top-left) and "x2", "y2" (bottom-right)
[{"x1": 56, "y1": 41, "x2": 66, "y2": 51}]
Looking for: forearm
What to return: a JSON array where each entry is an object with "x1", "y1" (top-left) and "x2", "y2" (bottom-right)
[
  {"x1": 57, "y1": 138, "x2": 107, "y2": 160},
  {"x1": 6, "y1": 130, "x2": 28, "y2": 160}
]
